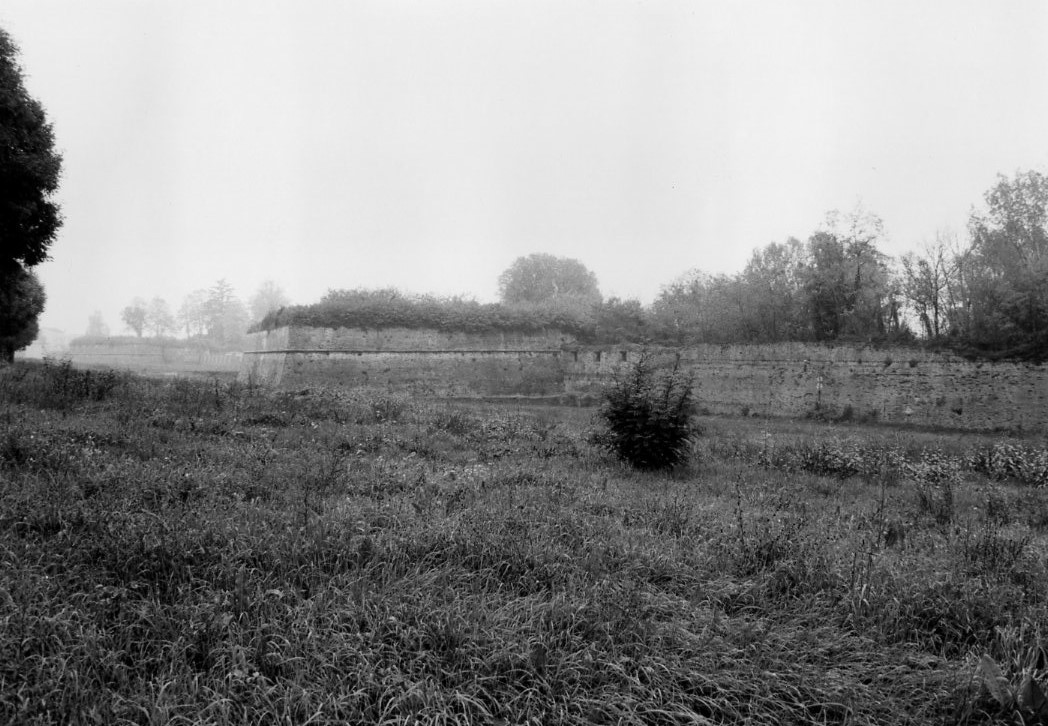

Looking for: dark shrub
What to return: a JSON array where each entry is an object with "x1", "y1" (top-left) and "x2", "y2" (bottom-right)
[{"x1": 593, "y1": 354, "x2": 696, "y2": 470}]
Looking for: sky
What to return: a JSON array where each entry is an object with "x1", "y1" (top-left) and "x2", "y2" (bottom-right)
[{"x1": 2, "y1": 1, "x2": 1047, "y2": 336}]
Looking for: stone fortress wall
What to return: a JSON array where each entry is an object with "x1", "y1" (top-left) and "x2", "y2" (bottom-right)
[
  {"x1": 240, "y1": 326, "x2": 1048, "y2": 433},
  {"x1": 241, "y1": 326, "x2": 573, "y2": 398},
  {"x1": 66, "y1": 341, "x2": 242, "y2": 373}
]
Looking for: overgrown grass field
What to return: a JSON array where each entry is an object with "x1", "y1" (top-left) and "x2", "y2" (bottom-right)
[{"x1": 2, "y1": 360, "x2": 1047, "y2": 724}]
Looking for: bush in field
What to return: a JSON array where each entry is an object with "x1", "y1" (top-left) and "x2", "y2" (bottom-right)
[
  {"x1": 593, "y1": 355, "x2": 696, "y2": 470},
  {"x1": 0, "y1": 358, "x2": 127, "y2": 409},
  {"x1": 971, "y1": 442, "x2": 1048, "y2": 487},
  {"x1": 756, "y1": 438, "x2": 907, "y2": 481}
]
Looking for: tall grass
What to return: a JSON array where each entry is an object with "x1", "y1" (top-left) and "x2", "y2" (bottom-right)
[{"x1": 1, "y1": 359, "x2": 1046, "y2": 724}]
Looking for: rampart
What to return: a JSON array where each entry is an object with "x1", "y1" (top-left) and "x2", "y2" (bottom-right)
[
  {"x1": 67, "y1": 340, "x2": 242, "y2": 373},
  {"x1": 240, "y1": 326, "x2": 1048, "y2": 433},
  {"x1": 240, "y1": 327, "x2": 575, "y2": 397}
]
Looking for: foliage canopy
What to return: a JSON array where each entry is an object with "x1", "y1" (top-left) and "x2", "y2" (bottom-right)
[
  {"x1": 0, "y1": 28, "x2": 60, "y2": 361},
  {"x1": 0, "y1": 28, "x2": 62, "y2": 273},
  {"x1": 498, "y1": 253, "x2": 602, "y2": 307},
  {"x1": 0, "y1": 265, "x2": 45, "y2": 361}
]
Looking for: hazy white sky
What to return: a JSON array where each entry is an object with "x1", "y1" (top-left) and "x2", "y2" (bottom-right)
[{"x1": 2, "y1": 1, "x2": 1047, "y2": 335}]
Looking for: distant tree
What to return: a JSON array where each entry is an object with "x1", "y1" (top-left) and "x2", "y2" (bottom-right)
[
  {"x1": 650, "y1": 270, "x2": 745, "y2": 344},
  {"x1": 146, "y1": 297, "x2": 175, "y2": 337},
  {"x1": 120, "y1": 298, "x2": 148, "y2": 337},
  {"x1": 594, "y1": 297, "x2": 649, "y2": 343},
  {"x1": 203, "y1": 279, "x2": 249, "y2": 347},
  {"x1": 901, "y1": 231, "x2": 960, "y2": 339},
  {"x1": 0, "y1": 28, "x2": 62, "y2": 275},
  {"x1": 0, "y1": 265, "x2": 45, "y2": 362},
  {"x1": 498, "y1": 253, "x2": 602, "y2": 307},
  {"x1": 249, "y1": 280, "x2": 290, "y2": 323},
  {"x1": 85, "y1": 310, "x2": 109, "y2": 337},
  {"x1": 739, "y1": 238, "x2": 810, "y2": 342},
  {"x1": 804, "y1": 232, "x2": 848, "y2": 340},
  {"x1": 804, "y1": 207, "x2": 900, "y2": 340},
  {"x1": 178, "y1": 289, "x2": 208, "y2": 338},
  {"x1": 964, "y1": 170, "x2": 1048, "y2": 355}
]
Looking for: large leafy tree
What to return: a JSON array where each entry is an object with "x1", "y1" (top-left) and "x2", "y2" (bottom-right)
[
  {"x1": 498, "y1": 253, "x2": 602, "y2": 307},
  {"x1": 0, "y1": 265, "x2": 44, "y2": 362},
  {"x1": 739, "y1": 238, "x2": 809, "y2": 342},
  {"x1": 0, "y1": 28, "x2": 62, "y2": 361},
  {"x1": 0, "y1": 29, "x2": 61, "y2": 272},
  {"x1": 804, "y1": 231, "x2": 849, "y2": 340},
  {"x1": 804, "y1": 208, "x2": 901, "y2": 341},
  {"x1": 965, "y1": 170, "x2": 1048, "y2": 355},
  {"x1": 650, "y1": 270, "x2": 748, "y2": 344}
]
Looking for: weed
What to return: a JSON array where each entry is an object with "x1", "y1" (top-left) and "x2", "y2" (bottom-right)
[
  {"x1": 962, "y1": 519, "x2": 1033, "y2": 585},
  {"x1": 909, "y1": 449, "x2": 960, "y2": 524},
  {"x1": 971, "y1": 442, "x2": 1048, "y2": 487}
]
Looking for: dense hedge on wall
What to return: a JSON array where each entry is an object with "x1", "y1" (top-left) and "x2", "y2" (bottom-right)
[{"x1": 252, "y1": 289, "x2": 596, "y2": 337}]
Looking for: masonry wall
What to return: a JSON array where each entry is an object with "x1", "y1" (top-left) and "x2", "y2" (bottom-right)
[
  {"x1": 275, "y1": 350, "x2": 566, "y2": 397},
  {"x1": 566, "y1": 344, "x2": 1048, "y2": 433},
  {"x1": 239, "y1": 327, "x2": 571, "y2": 396},
  {"x1": 67, "y1": 342, "x2": 242, "y2": 373},
  {"x1": 282, "y1": 326, "x2": 575, "y2": 352},
  {"x1": 240, "y1": 327, "x2": 1048, "y2": 433}
]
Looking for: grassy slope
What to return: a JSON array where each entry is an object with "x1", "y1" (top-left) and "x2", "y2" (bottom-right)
[{"x1": 1, "y1": 360, "x2": 1046, "y2": 725}]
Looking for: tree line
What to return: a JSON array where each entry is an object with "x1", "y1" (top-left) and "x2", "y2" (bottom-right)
[
  {"x1": 83, "y1": 280, "x2": 290, "y2": 350},
  {"x1": 492, "y1": 174, "x2": 1048, "y2": 359},
  {"x1": 258, "y1": 170, "x2": 1048, "y2": 361},
  {"x1": 637, "y1": 171, "x2": 1048, "y2": 358}
]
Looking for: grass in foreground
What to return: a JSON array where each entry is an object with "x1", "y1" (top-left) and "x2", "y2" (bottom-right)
[{"x1": 1, "y1": 359, "x2": 1047, "y2": 725}]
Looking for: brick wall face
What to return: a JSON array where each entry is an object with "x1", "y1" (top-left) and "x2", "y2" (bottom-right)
[
  {"x1": 239, "y1": 329, "x2": 1048, "y2": 433},
  {"x1": 279, "y1": 326, "x2": 574, "y2": 351},
  {"x1": 67, "y1": 343, "x2": 242, "y2": 373},
  {"x1": 565, "y1": 344, "x2": 1047, "y2": 433}
]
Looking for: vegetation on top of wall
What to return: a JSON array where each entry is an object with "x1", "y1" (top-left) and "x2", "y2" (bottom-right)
[{"x1": 252, "y1": 288, "x2": 597, "y2": 338}]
